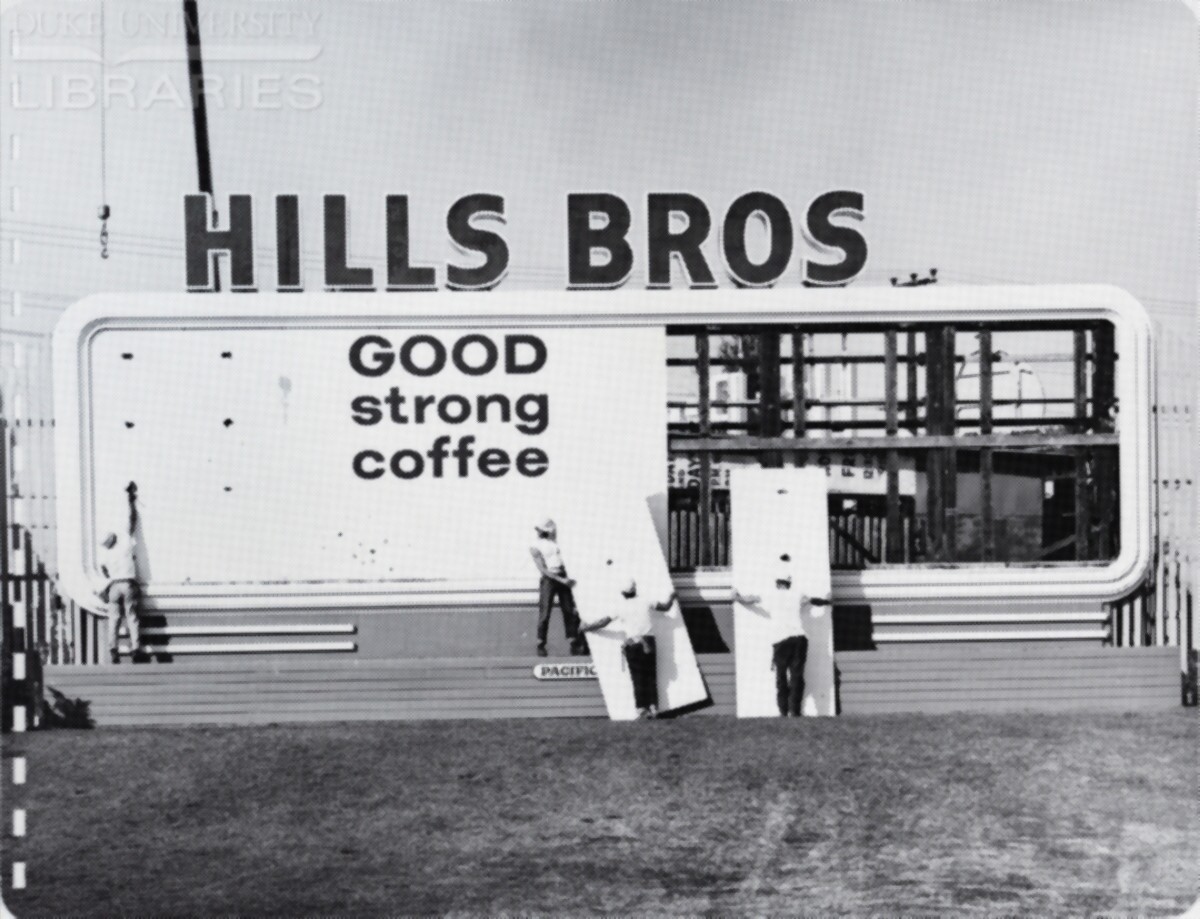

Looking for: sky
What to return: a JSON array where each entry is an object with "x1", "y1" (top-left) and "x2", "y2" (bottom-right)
[{"x1": 1, "y1": 0, "x2": 1194, "y2": 313}]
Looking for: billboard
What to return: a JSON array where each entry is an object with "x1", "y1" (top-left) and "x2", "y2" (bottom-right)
[{"x1": 54, "y1": 285, "x2": 1153, "y2": 609}]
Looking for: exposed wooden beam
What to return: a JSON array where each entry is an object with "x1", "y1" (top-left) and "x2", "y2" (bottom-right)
[
  {"x1": 696, "y1": 331, "x2": 713, "y2": 567},
  {"x1": 925, "y1": 327, "x2": 946, "y2": 560},
  {"x1": 758, "y1": 331, "x2": 783, "y2": 467},
  {"x1": 792, "y1": 327, "x2": 807, "y2": 470},
  {"x1": 884, "y1": 330, "x2": 902, "y2": 563},
  {"x1": 979, "y1": 330, "x2": 995, "y2": 562},
  {"x1": 943, "y1": 326, "x2": 958, "y2": 562},
  {"x1": 1074, "y1": 329, "x2": 1091, "y2": 561},
  {"x1": 1092, "y1": 323, "x2": 1117, "y2": 559},
  {"x1": 905, "y1": 330, "x2": 919, "y2": 434},
  {"x1": 670, "y1": 433, "x2": 1118, "y2": 451}
]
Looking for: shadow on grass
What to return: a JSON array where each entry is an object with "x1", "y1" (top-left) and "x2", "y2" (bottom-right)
[
  {"x1": 659, "y1": 694, "x2": 715, "y2": 719},
  {"x1": 43, "y1": 687, "x2": 95, "y2": 729}
]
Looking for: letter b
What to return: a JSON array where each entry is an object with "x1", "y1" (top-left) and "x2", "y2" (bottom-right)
[{"x1": 567, "y1": 193, "x2": 633, "y2": 289}]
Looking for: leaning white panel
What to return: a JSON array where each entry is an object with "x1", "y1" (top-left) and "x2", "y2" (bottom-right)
[{"x1": 565, "y1": 506, "x2": 707, "y2": 720}]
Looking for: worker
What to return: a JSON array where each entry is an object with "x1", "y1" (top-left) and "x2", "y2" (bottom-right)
[
  {"x1": 733, "y1": 552, "x2": 831, "y2": 717},
  {"x1": 529, "y1": 518, "x2": 586, "y2": 657},
  {"x1": 96, "y1": 482, "x2": 146, "y2": 663},
  {"x1": 579, "y1": 561, "x2": 675, "y2": 719}
]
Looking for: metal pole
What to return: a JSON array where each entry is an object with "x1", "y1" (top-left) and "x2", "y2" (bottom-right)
[{"x1": 183, "y1": 0, "x2": 220, "y2": 290}]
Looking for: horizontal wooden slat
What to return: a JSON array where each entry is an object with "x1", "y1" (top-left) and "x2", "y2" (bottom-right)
[
  {"x1": 837, "y1": 643, "x2": 1173, "y2": 661},
  {"x1": 50, "y1": 672, "x2": 598, "y2": 688},
  {"x1": 875, "y1": 629, "x2": 1108, "y2": 642},
  {"x1": 842, "y1": 689, "x2": 1181, "y2": 704},
  {"x1": 835, "y1": 663, "x2": 1183, "y2": 681},
  {"x1": 841, "y1": 697, "x2": 1176, "y2": 714},
  {"x1": 836, "y1": 652, "x2": 1177, "y2": 669},
  {"x1": 139, "y1": 624, "x2": 357, "y2": 636},
  {"x1": 671, "y1": 433, "x2": 1119, "y2": 451},
  {"x1": 839, "y1": 680, "x2": 1180, "y2": 698},
  {"x1": 139, "y1": 642, "x2": 358, "y2": 654},
  {"x1": 873, "y1": 611, "x2": 1105, "y2": 625},
  {"x1": 82, "y1": 699, "x2": 611, "y2": 716},
  {"x1": 67, "y1": 709, "x2": 605, "y2": 725},
  {"x1": 47, "y1": 666, "x2": 592, "y2": 684},
  {"x1": 64, "y1": 684, "x2": 607, "y2": 702}
]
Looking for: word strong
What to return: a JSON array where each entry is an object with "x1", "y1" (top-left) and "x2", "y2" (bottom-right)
[{"x1": 348, "y1": 332, "x2": 552, "y2": 481}]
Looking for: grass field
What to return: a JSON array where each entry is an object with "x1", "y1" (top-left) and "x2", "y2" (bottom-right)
[{"x1": 3, "y1": 712, "x2": 1197, "y2": 916}]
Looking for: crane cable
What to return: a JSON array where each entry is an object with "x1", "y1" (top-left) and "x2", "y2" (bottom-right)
[{"x1": 97, "y1": 0, "x2": 110, "y2": 259}]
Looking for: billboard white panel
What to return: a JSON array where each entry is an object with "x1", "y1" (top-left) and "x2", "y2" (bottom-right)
[{"x1": 55, "y1": 303, "x2": 665, "y2": 606}]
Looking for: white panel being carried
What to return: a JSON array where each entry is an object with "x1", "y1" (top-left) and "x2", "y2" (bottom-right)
[
  {"x1": 563, "y1": 506, "x2": 707, "y2": 720},
  {"x1": 731, "y1": 467, "x2": 835, "y2": 718}
]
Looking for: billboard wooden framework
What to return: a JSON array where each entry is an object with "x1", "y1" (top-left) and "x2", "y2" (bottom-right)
[{"x1": 667, "y1": 319, "x2": 1118, "y2": 569}]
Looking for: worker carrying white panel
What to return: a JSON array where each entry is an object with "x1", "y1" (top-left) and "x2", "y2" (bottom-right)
[
  {"x1": 731, "y1": 467, "x2": 835, "y2": 717},
  {"x1": 564, "y1": 506, "x2": 707, "y2": 720}
]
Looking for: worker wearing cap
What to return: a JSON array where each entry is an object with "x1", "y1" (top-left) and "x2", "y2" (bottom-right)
[
  {"x1": 733, "y1": 552, "x2": 831, "y2": 717},
  {"x1": 93, "y1": 481, "x2": 146, "y2": 663},
  {"x1": 529, "y1": 518, "x2": 586, "y2": 657},
  {"x1": 97, "y1": 531, "x2": 143, "y2": 663},
  {"x1": 579, "y1": 562, "x2": 676, "y2": 719}
]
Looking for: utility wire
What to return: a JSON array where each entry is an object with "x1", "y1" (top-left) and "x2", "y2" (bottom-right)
[{"x1": 97, "y1": 0, "x2": 110, "y2": 258}]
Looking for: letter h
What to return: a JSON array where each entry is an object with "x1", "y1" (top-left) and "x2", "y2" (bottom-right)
[{"x1": 185, "y1": 194, "x2": 255, "y2": 291}]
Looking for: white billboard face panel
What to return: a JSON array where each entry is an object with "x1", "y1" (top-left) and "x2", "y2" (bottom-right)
[
  {"x1": 56, "y1": 302, "x2": 665, "y2": 606},
  {"x1": 563, "y1": 507, "x2": 706, "y2": 720},
  {"x1": 731, "y1": 468, "x2": 834, "y2": 718}
]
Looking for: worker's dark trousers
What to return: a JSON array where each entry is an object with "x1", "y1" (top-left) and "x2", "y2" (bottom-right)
[
  {"x1": 107, "y1": 579, "x2": 142, "y2": 652},
  {"x1": 623, "y1": 636, "x2": 658, "y2": 710},
  {"x1": 772, "y1": 635, "x2": 809, "y2": 717},
  {"x1": 536, "y1": 576, "x2": 580, "y2": 646}
]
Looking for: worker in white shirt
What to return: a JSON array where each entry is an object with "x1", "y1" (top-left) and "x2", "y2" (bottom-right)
[
  {"x1": 579, "y1": 563, "x2": 676, "y2": 719},
  {"x1": 732, "y1": 552, "x2": 831, "y2": 717},
  {"x1": 96, "y1": 482, "x2": 145, "y2": 663},
  {"x1": 529, "y1": 518, "x2": 586, "y2": 657}
]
